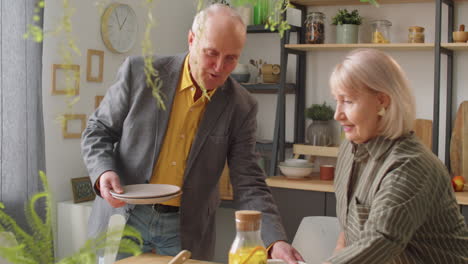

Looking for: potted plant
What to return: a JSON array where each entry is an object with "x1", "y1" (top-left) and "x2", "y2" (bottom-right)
[
  {"x1": 332, "y1": 9, "x2": 362, "y2": 44},
  {"x1": 305, "y1": 102, "x2": 335, "y2": 146}
]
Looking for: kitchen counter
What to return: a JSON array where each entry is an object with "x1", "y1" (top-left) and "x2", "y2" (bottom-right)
[{"x1": 266, "y1": 175, "x2": 468, "y2": 205}]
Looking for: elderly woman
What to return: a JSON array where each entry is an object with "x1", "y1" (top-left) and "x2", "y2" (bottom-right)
[{"x1": 326, "y1": 49, "x2": 468, "y2": 264}]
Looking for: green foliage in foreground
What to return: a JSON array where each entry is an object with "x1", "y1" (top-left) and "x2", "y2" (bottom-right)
[{"x1": 0, "y1": 171, "x2": 142, "y2": 264}]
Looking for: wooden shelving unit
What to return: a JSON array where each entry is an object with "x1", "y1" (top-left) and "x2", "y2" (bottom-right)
[
  {"x1": 267, "y1": 175, "x2": 334, "y2": 192},
  {"x1": 293, "y1": 144, "x2": 340, "y2": 158},
  {"x1": 266, "y1": 176, "x2": 468, "y2": 205},
  {"x1": 286, "y1": 43, "x2": 434, "y2": 51},
  {"x1": 442, "y1": 43, "x2": 468, "y2": 50}
]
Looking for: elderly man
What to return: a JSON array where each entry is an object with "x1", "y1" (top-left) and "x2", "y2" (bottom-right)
[{"x1": 82, "y1": 4, "x2": 303, "y2": 263}]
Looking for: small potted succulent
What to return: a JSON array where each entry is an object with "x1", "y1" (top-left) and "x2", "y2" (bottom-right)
[
  {"x1": 332, "y1": 9, "x2": 362, "y2": 44},
  {"x1": 305, "y1": 102, "x2": 335, "y2": 146}
]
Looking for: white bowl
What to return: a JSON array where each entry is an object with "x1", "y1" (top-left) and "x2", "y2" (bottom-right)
[
  {"x1": 282, "y1": 158, "x2": 313, "y2": 167},
  {"x1": 278, "y1": 165, "x2": 314, "y2": 179}
]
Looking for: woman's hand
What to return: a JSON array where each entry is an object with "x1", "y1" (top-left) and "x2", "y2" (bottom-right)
[
  {"x1": 333, "y1": 231, "x2": 346, "y2": 255},
  {"x1": 270, "y1": 241, "x2": 305, "y2": 264}
]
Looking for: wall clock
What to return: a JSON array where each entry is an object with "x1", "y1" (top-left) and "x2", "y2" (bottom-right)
[{"x1": 101, "y1": 3, "x2": 138, "y2": 54}]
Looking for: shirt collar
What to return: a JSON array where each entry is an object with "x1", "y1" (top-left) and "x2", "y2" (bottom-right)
[
  {"x1": 179, "y1": 55, "x2": 194, "y2": 92},
  {"x1": 179, "y1": 55, "x2": 220, "y2": 100},
  {"x1": 351, "y1": 135, "x2": 402, "y2": 161}
]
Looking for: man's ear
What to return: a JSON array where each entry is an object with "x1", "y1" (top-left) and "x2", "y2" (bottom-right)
[{"x1": 188, "y1": 30, "x2": 195, "y2": 48}]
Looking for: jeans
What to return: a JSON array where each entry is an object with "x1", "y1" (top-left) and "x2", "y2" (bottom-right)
[{"x1": 115, "y1": 204, "x2": 181, "y2": 260}]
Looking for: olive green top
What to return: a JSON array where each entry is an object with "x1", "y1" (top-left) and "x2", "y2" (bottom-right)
[{"x1": 329, "y1": 133, "x2": 468, "y2": 263}]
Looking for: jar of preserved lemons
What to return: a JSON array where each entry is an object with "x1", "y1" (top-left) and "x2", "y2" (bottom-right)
[
  {"x1": 229, "y1": 210, "x2": 267, "y2": 264},
  {"x1": 371, "y1": 20, "x2": 392, "y2": 43}
]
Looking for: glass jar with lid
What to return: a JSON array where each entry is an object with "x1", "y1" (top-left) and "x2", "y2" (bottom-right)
[
  {"x1": 370, "y1": 20, "x2": 392, "y2": 43},
  {"x1": 408, "y1": 26, "x2": 425, "y2": 43},
  {"x1": 305, "y1": 12, "x2": 325, "y2": 44},
  {"x1": 229, "y1": 210, "x2": 267, "y2": 264}
]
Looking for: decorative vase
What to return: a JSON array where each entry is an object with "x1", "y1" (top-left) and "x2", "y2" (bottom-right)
[
  {"x1": 306, "y1": 120, "x2": 333, "y2": 146},
  {"x1": 336, "y1": 24, "x2": 359, "y2": 44}
]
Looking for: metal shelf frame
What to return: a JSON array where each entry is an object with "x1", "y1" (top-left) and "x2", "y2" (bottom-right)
[{"x1": 267, "y1": 0, "x2": 458, "y2": 174}]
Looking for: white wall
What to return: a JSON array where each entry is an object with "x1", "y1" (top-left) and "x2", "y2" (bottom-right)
[
  {"x1": 242, "y1": 2, "x2": 468, "y2": 160},
  {"x1": 42, "y1": 0, "x2": 196, "y2": 204}
]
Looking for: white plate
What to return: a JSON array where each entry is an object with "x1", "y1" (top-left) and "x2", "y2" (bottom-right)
[
  {"x1": 113, "y1": 191, "x2": 182, "y2": 205},
  {"x1": 110, "y1": 184, "x2": 180, "y2": 199}
]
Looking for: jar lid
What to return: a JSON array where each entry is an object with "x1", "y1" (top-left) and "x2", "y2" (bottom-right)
[
  {"x1": 235, "y1": 210, "x2": 261, "y2": 221},
  {"x1": 408, "y1": 26, "x2": 424, "y2": 32},
  {"x1": 370, "y1": 20, "x2": 392, "y2": 26},
  {"x1": 235, "y1": 210, "x2": 262, "y2": 231},
  {"x1": 307, "y1": 11, "x2": 325, "y2": 19}
]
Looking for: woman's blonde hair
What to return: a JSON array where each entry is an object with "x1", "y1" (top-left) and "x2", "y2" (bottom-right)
[{"x1": 330, "y1": 49, "x2": 415, "y2": 139}]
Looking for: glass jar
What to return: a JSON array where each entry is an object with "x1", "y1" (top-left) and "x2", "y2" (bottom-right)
[
  {"x1": 408, "y1": 26, "x2": 425, "y2": 43},
  {"x1": 305, "y1": 12, "x2": 325, "y2": 44},
  {"x1": 229, "y1": 210, "x2": 267, "y2": 264},
  {"x1": 306, "y1": 120, "x2": 333, "y2": 146},
  {"x1": 370, "y1": 20, "x2": 392, "y2": 44}
]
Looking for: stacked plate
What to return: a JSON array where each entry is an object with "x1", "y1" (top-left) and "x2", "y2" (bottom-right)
[
  {"x1": 110, "y1": 184, "x2": 181, "y2": 204},
  {"x1": 278, "y1": 159, "x2": 314, "y2": 179}
]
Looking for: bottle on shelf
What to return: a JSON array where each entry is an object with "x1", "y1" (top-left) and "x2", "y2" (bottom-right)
[{"x1": 228, "y1": 210, "x2": 267, "y2": 264}]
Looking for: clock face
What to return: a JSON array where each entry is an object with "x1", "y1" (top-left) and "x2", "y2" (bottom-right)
[{"x1": 101, "y1": 3, "x2": 138, "y2": 53}]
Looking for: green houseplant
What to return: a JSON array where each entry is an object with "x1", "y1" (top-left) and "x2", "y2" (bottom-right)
[
  {"x1": 0, "y1": 171, "x2": 142, "y2": 264},
  {"x1": 305, "y1": 102, "x2": 335, "y2": 146},
  {"x1": 332, "y1": 9, "x2": 362, "y2": 44}
]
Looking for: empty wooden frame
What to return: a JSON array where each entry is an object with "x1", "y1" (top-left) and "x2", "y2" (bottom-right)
[
  {"x1": 95, "y1": 95, "x2": 104, "y2": 109},
  {"x1": 62, "y1": 114, "x2": 87, "y2": 139},
  {"x1": 52, "y1": 64, "x2": 80, "y2": 95},
  {"x1": 86, "y1": 49, "x2": 104, "y2": 82}
]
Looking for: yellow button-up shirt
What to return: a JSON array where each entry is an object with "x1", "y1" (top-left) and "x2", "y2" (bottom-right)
[{"x1": 150, "y1": 55, "x2": 216, "y2": 206}]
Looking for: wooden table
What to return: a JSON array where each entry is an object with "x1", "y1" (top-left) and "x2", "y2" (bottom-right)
[{"x1": 115, "y1": 253, "x2": 219, "y2": 264}]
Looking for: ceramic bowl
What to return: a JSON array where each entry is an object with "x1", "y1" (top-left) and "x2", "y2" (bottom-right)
[
  {"x1": 282, "y1": 158, "x2": 312, "y2": 167},
  {"x1": 452, "y1": 31, "x2": 468, "y2": 43},
  {"x1": 278, "y1": 165, "x2": 314, "y2": 179},
  {"x1": 230, "y1": 73, "x2": 250, "y2": 83}
]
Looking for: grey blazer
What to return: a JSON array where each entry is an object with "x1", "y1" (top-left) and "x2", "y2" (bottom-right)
[{"x1": 81, "y1": 53, "x2": 287, "y2": 260}]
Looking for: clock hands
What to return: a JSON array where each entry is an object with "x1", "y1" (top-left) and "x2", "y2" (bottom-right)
[
  {"x1": 114, "y1": 11, "x2": 121, "y2": 29},
  {"x1": 120, "y1": 13, "x2": 129, "y2": 31}
]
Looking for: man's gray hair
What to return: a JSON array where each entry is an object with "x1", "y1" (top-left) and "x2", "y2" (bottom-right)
[{"x1": 191, "y1": 4, "x2": 246, "y2": 34}]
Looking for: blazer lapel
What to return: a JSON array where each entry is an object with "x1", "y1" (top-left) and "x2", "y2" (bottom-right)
[{"x1": 184, "y1": 85, "x2": 229, "y2": 177}]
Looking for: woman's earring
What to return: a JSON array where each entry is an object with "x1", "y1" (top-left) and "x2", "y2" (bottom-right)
[{"x1": 378, "y1": 108, "x2": 386, "y2": 116}]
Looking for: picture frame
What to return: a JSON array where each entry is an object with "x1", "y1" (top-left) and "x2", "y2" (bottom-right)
[
  {"x1": 62, "y1": 114, "x2": 87, "y2": 139},
  {"x1": 71, "y1": 176, "x2": 95, "y2": 203},
  {"x1": 86, "y1": 49, "x2": 104, "y2": 82},
  {"x1": 95, "y1": 95, "x2": 104, "y2": 109},
  {"x1": 52, "y1": 64, "x2": 80, "y2": 95}
]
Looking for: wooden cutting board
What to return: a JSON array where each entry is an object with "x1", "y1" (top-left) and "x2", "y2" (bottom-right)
[
  {"x1": 414, "y1": 119, "x2": 432, "y2": 150},
  {"x1": 450, "y1": 101, "x2": 468, "y2": 178},
  {"x1": 115, "y1": 253, "x2": 218, "y2": 264}
]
